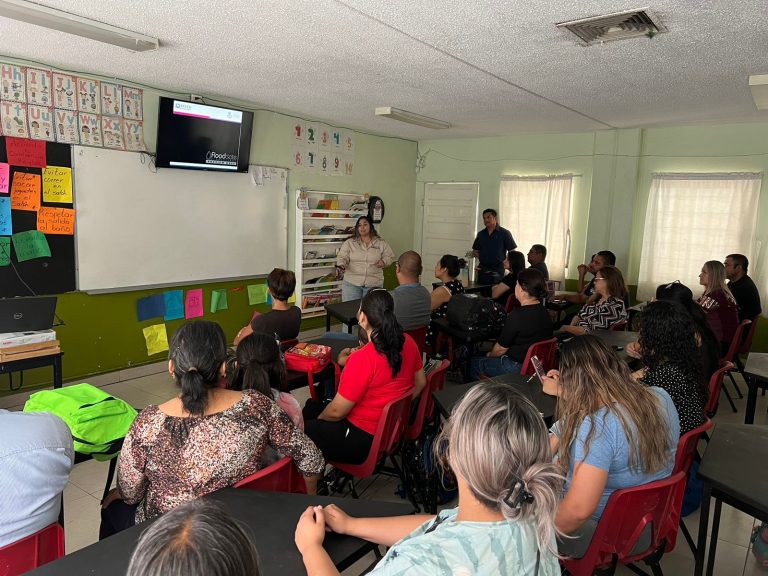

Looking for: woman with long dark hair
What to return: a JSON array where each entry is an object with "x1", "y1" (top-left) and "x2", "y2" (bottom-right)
[
  {"x1": 304, "y1": 290, "x2": 426, "y2": 464},
  {"x1": 491, "y1": 250, "x2": 526, "y2": 303},
  {"x1": 336, "y1": 216, "x2": 395, "y2": 302},
  {"x1": 100, "y1": 321, "x2": 324, "y2": 538},
  {"x1": 426, "y1": 254, "x2": 466, "y2": 347}
]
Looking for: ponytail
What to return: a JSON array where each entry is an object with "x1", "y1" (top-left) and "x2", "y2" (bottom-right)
[
  {"x1": 234, "y1": 332, "x2": 286, "y2": 397},
  {"x1": 360, "y1": 289, "x2": 405, "y2": 377}
]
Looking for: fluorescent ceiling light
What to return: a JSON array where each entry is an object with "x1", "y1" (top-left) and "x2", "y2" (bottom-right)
[
  {"x1": 749, "y1": 74, "x2": 768, "y2": 110},
  {"x1": 375, "y1": 106, "x2": 451, "y2": 129},
  {"x1": 0, "y1": 0, "x2": 159, "y2": 52}
]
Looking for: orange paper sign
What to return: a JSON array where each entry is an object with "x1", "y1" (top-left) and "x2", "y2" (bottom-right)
[
  {"x1": 37, "y1": 206, "x2": 75, "y2": 235},
  {"x1": 10, "y1": 172, "x2": 40, "y2": 211}
]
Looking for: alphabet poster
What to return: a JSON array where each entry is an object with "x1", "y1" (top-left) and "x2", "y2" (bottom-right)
[
  {"x1": 101, "y1": 82, "x2": 122, "y2": 117},
  {"x1": 123, "y1": 119, "x2": 146, "y2": 151},
  {"x1": 27, "y1": 105, "x2": 55, "y2": 141},
  {"x1": 121, "y1": 86, "x2": 143, "y2": 120},
  {"x1": 26, "y1": 68, "x2": 52, "y2": 107},
  {"x1": 0, "y1": 64, "x2": 26, "y2": 102},
  {"x1": 0, "y1": 100, "x2": 28, "y2": 138},
  {"x1": 78, "y1": 112, "x2": 103, "y2": 147},
  {"x1": 52, "y1": 72, "x2": 77, "y2": 110},
  {"x1": 102, "y1": 116, "x2": 125, "y2": 149},
  {"x1": 77, "y1": 77, "x2": 100, "y2": 114},
  {"x1": 54, "y1": 108, "x2": 79, "y2": 144}
]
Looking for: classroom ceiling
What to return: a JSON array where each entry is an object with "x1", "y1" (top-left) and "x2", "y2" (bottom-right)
[{"x1": 1, "y1": 0, "x2": 767, "y2": 140}]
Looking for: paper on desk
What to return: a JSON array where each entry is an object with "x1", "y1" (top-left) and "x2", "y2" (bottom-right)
[
  {"x1": 247, "y1": 284, "x2": 268, "y2": 305},
  {"x1": 143, "y1": 324, "x2": 169, "y2": 356},
  {"x1": 211, "y1": 288, "x2": 228, "y2": 313},
  {"x1": 185, "y1": 288, "x2": 204, "y2": 319}
]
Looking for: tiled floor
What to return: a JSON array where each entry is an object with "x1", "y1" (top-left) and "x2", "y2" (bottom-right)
[{"x1": 8, "y1": 345, "x2": 768, "y2": 575}]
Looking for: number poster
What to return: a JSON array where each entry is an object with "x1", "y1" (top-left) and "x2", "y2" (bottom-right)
[
  {"x1": 0, "y1": 62, "x2": 145, "y2": 151},
  {"x1": 290, "y1": 121, "x2": 355, "y2": 177}
]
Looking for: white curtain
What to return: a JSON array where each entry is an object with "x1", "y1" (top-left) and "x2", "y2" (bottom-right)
[
  {"x1": 637, "y1": 173, "x2": 761, "y2": 301},
  {"x1": 499, "y1": 175, "x2": 572, "y2": 282}
]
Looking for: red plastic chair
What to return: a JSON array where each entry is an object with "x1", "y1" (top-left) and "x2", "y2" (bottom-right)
[
  {"x1": 404, "y1": 327, "x2": 428, "y2": 357},
  {"x1": 721, "y1": 319, "x2": 751, "y2": 400},
  {"x1": 705, "y1": 361, "x2": 735, "y2": 417},
  {"x1": 0, "y1": 522, "x2": 64, "y2": 575},
  {"x1": 520, "y1": 337, "x2": 557, "y2": 376},
  {"x1": 233, "y1": 456, "x2": 307, "y2": 494},
  {"x1": 504, "y1": 293, "x2": 520, "y2": 313},
  {"x1": 560, "y1": 471, "x2": 687, "y2": 576},
  {"x1": 328, "y1": 389, "x2": 413, "y2": 498},
  {"x1": 404, "y1": 360, "x2": 450, "y2": 442},
  {"x1": 610, "y1": 320, "x2": 628, "y2": 331}
]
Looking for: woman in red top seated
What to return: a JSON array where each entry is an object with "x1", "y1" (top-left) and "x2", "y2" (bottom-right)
[{"x1": 304, "y1": 289, "x2": 426, "y2": 464}]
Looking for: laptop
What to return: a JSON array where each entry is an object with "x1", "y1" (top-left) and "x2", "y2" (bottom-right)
[{"x1": 0, "y1": 296, "x2": 57, "y2": 333}]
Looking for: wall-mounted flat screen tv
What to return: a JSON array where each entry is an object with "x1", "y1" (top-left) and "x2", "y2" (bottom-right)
[{"x1": 155, "y1": 97, "x2": 253, "y2": 172}]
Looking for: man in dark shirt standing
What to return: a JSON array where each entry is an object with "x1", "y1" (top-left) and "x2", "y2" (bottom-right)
[
  {"x1": 472, "y1": 208, "x2": 516, "y2": 286},
  {"x1": 527, "y1": 244, "x2": 549, "y2": 280},
  {"x1": 724, "y1": 253, "x2": 762, "y2": 322}
]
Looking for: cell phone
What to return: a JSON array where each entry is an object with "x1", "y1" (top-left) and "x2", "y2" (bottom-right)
[{"x1": 530, "y1": 355, "x2": 547, "y2": 383}]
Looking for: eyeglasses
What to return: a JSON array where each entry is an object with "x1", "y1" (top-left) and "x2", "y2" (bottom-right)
[{"x1": 594, "y1": 276, "x2": 606, "y2": 281}]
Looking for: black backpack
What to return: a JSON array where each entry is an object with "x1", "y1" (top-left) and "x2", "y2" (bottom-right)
[{"x1": 446, "y1": 293, "x2": 506, "y2": 337}]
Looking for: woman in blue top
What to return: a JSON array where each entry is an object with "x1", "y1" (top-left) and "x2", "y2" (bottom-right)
[
  {"x1": 541, "y1": 335, "x2": 679, "y2": 558},
  {"x1": 295, "y1": 382, "x2": 564, "y2": 575}
]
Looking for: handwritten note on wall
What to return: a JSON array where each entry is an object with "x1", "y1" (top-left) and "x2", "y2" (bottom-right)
[
  {"x1": 5, "y1": 137, "x2": 46, "y2": 167},
  {"x1": 12, "y1": 229, "x2": 50, "y2": 261},
  {"x1": 10, "y1": 172, "x2": 40, "y2": 211},
  {"x1": 37, "y1": 206, "x2": 75, "y2": 235},
  {"x1": 42, "y1": 166, "x2": 72, "y2": 203},
  {"x1": 184, "y1": 288, "x2": 204, "y2": 319},
  {"x1": 0, "y1": 163, "x2": 8, "y2": 193},
  {"x1": 0, "y1": 197, "x2": 11, "y2": 235}
]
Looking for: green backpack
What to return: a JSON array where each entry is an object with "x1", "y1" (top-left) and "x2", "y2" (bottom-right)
[{"x1": 24, "y1": 383, "x2": 138, "y2": 461}]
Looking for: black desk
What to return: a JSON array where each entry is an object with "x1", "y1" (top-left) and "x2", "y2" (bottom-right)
[
  {"x1": 0, "y1": 351, "x2": 63, "y2": 391},
  {"x1": 590, "y1": 330, "x2": 638, "y2": 364},
  {"x1": 695, "y1": 424, "x2": 768, "y2": 576},
  {"x1": 743, "y1": 353, "x2": 768, "y2": 425},
  {"x1": 430, "y1": 317, "x2": 500, "y2": 382},
  {"x1": 324, "y1": 299, "x2": 361, "y2": 333},
  {"x1": 31, "y1": 488, "x2": 411, "y2": 575}
]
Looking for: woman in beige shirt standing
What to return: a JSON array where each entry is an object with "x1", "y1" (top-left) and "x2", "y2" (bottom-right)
[{"x1": 336, "y1": 216, "x2": 394, "y2": 301}]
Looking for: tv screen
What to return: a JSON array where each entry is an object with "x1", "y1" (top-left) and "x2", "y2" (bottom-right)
[{"x1": 155, "y1": 97, "x2": 253, "y2": 172}]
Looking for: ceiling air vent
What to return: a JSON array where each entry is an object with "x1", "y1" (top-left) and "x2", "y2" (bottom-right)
[{"x1": 557, "y1": 8, "x2": 666, "y2": 46}]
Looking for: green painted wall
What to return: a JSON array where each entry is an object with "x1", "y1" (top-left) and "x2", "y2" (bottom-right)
[{"x1": 1, "y1": 60, "x2": 416, "y2": 395}]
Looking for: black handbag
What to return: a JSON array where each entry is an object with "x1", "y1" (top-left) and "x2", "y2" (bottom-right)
[{"x1": 446, "y1": 293, "x2": 506, "y2": 336}]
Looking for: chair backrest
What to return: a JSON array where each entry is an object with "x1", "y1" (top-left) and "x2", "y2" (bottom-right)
[
  {"x1": 610, "y1": 320, "x2": 628, "y2": 331},
  {"x1": 0, "y1": 522, "x2": 64, "y2": 575},
  {"x1": 673, "y1": 418, "x2": 713, "y2": 475},
  {"x1": 520, "y1": 337, "x2": 558, "y2": 376},
  {"x1": 404, "y1": 327, "x2": 428, "y2": 356},
  {"x1": 504, "y1": 293, "x2": 520, "y2": 313},
  {"x1": 738, "y1": 315, "x2": 760, "y2": 355},
  {"x1": 280, "y1": 338, "x2": 299, "y2": 352},
  {"x1": 330, "y1": 389, "x2": 413, "y2": 478},
  {"x1": 561, "y1": 471, "x2": 687, "y2": 576},
  {"x1": 232, "y1": 457, "x2": 307, "y2": 494},
  {"x1": 404, "y1": 360, "x2": 450, "y2": 441},
  {"x1": 705, "y1": 360, "x2": 733, "y2": 418},
  {"x1": 721, "y1": 319, "x2": 751, "y2": 362}
]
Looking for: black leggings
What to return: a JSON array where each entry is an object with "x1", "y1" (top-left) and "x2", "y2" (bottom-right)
[
  {"x1": 304, "y1": 408, "x2": 373, "y2": 465},
  {"x1": 99, "y1": 499, "x2": 138, "y2": 540}
]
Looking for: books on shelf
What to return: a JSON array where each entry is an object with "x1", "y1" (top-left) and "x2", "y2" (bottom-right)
[{"x1": 301, "y1": 292, "x2": 341, "y2": 309}]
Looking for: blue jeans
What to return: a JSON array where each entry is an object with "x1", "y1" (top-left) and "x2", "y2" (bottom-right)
[
  {"x1": 341, "y1": 281, "x2": 372, "y2": 302},
  {"x1": 469, "y1": 355, "x2": 521, "y2": 381}
]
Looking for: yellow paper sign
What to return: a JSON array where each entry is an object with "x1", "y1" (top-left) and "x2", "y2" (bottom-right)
[
  {"x1": 10, "y1": 172, "x2": 40, "y2": 211},
  {"x1": 42, "y1": 166, "x2": 73, "y2": 203},
  {"x1": 37, "y1": 206, "x2": 75, "y2": 235},
  {"x1": 143, "y1": 324, "x2": 169, "y2": 356}
]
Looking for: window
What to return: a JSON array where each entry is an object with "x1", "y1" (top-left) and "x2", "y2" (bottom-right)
[
  {"x1": 637, "y1": 173, "x2": 761, "y2": 301},
  {"x1": 499, "y1": 175, "x2": 573, "y2": 282}
]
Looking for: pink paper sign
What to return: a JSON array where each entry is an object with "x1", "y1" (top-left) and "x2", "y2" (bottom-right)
[
  {"x1": 184, "y1": 288, "x2": 204, "y2": 319},
  {"x1": 6, "y1": 137, "x2": 46, "y2": 167},
  {"x1": 0, "y1": 163, "x2": 8, "y2": 193}
]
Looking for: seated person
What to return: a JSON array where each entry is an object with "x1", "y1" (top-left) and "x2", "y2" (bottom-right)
[
  {"x1": 470, "y1": 269, "x2": 553, "y2": 379},
  {"x1": 295, "y1": 382, "x2": 562, "y2": 575},
  {"x1": 229, "y1": 332, "x2": 303, "y2": 428},
  {"x1": 391, "y1": 251, "x2": 432, "y2": 331},
  {"x1": 559, "y1": 265, "x2": 627, "y2": 335},
  {"x1": 541, "y1": 335, "x2": 679, "y2": 558},
  {"x1": 561, "y1": 250, "x2": 616, "y2": 305},
  {"x1": 235, "y1": 268, "x2": 301, "y2": 344},
  {"x1": 491, "y1": 250, "x2": 526, "y2": 303},
  {"x1": 426, "y1": 254, "x2": 466, "y2": 347},
  {"x1": 304, "y1": 290, "x2": 426, "y2": 465},
  {"x1": 127, "y1": 500, "x2": 260, "y2": 576},
  {"x1": 724, "y1": 253, "x2": 762, "y2": 322},
  {"x1": 527, "y1": 244, "x2": 549, "y2": 279},
  {"x1": 698, "y1": 260, "x2": 739, "y2": 351},
  {"x1": 0, "y1": 410, "x2": 73, "y2": 547},
  {"x1": 100, "y1": 320, "x2": 324, "y2": 538},
  {"x1": 632, "y1": 301, "x2": 706, "y2": 435}
]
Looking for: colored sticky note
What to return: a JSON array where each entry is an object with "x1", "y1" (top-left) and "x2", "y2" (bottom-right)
[
  {"x1": 137, "y1": 294, "x2": 165, "y2": 322},
  {"x1": 210, "y1": 288, "x2": 228, "y2": 313},
  {"x1": 247, "y1": 284, "x2": 268, "y2": 305},
  {"x1": 288, "y1": 293, "x2": 296, "y2": 304},
  {"x1": 0, "y1": 237, "x2": 9, "y2": 266},
  {"x1": 185, "y1": 288, "x2": 204, "y2": 319},
  {"x1": 11, "y1": 230, "x2": 50, "y2": 261},
  {"x1": 10, "y1": 172, "x2": 40, "y2": 211},
  {"x1": 42, "y1": 166, "x2": 72, "y2": 203},
  {"x1": 0, "y1": 163, "x2": 8, "y2": 194},
  {"x1": 163, "y1": 290, "x2": 184, "y2": 321},
  {"x1": 37, "y1": 206, "x2": 75, "y2": 235},
  {"x1": 0, "y1": 197, "x2": 10, "y2": 235},
  {"x1": 5, "y1": 137, "x2": 46, "y2": 167},
  {"x1": 266, "y1": 292, "x2": 273, "y2": 305},
  {"x1": 143, "y1": 324, "x2": 169, "y2": 356}
]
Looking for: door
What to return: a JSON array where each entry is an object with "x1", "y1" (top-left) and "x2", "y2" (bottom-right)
[{"x1": 421, "y1": 183, "x2": 479, "y2": 288}]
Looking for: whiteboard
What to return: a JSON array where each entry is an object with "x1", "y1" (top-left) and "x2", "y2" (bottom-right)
[{"x1": 72, "y1": 146, "x2": 288, "y2": 292}]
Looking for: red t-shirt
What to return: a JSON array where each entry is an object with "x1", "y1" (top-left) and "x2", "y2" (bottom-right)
[{"x1": 338, "y1": 334, "x2": 422, "y2": 435}]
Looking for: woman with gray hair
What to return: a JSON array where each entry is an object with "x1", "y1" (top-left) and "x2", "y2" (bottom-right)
[
  {"x1": 295, "y1": 382, "x2": 563, "y2": 575},
  {"x1": 127, "y1": 500, "x2": 260, "y2": 576}
]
